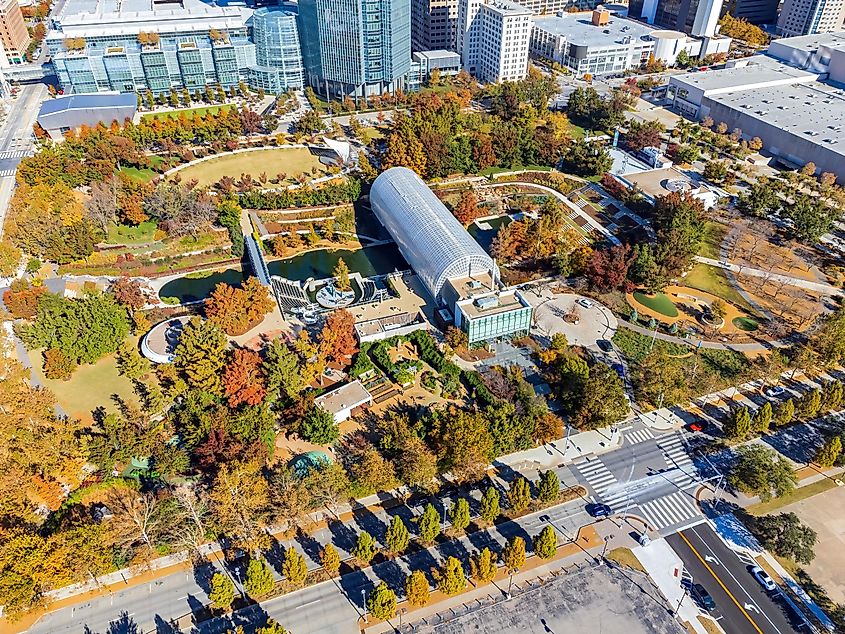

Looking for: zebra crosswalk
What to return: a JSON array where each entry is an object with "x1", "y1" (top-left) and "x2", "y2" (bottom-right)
[
  {"x1": 0, "y1": 149, "x2": 31, "y2": 160},
  {"x1": 636, "y1": 491, "x2": 703, "y2": 531},
  {"x1": 0, "y1": 168, "x2": 16, "y2": 177},
  {"x1": 658, "y1": 432, "x2": 698, "y2": 489},
  {"x1": 571, "y1": 456, "x2": 632, "y2": 511},
  {"x1": 625, "y1": 428, "x2": 655, "y2": 445}
]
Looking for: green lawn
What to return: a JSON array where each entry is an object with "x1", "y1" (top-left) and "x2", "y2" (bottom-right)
[
  {"x1": 612, "y1": 328, "x2": 688, "y2": 364},
  {"x1": 732, "y1": 316, "x2": 759, "y2": 331},
  {"x1": 480, "y1": 165, "x2": 553, "y2": 177},
  {"x1": 118, "y1": 156, "x2": 165, "y2": 183},
  {"x1": 106, "y1": 221, "x2": 158, "y2": 245},
  {"x1": 683, "y1": 263, "x2": 754, "y2": 313},
  {"x1": 359, "y1": 126, "x2": 386, "y2": 143},
  {"x1": 176, "y1": 147, "x2": 328, "y2": 187},
  {"x1": 141, "y1": 104, "x2": 234, "y2": 121},
  {"x1": 746, "y1": 478, "x2": 837, "y2": 516},
  {"x1": 632, "y1": 291, "x2": 679, "y2": 317},
  {"x1": 28, "y1": 346, "x2": 140, "y2": 424},
  {"x1": 699, "y1": 221, "x2": 728, "y2": 259}
]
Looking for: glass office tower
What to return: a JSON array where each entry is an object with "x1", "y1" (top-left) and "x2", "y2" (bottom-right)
[
  {"x1": 298, "y1": 0, "x2": 412, "y2": 97},
  {"x1": 250, "y1": 8, "x2": 305, "y2": 93}
]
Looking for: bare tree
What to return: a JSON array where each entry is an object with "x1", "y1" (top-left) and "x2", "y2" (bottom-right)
[
  {"x1": 86, "y1": 175, "x2": 120, "y2": 232},
  {"x1": 105, "y1": 487, "x2": 170, "y2": 558},
  {"x1": 172, "y1": 485, "x2": 210, "y2": 554},
  {"x1": 144, "y1": 182, "x2": 216, "y2": 238}
]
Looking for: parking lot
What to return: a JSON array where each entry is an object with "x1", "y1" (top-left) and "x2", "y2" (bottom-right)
[{"x1": 431, "y1": 561, "x2": 685, "y2": 634}]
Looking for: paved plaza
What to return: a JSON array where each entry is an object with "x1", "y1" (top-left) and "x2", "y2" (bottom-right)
[{"x1": 523, "y1": 289, "x2": 618, "y2": 348}]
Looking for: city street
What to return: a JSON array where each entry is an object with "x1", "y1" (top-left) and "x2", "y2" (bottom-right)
[
  {"x1": 0, "y1": 83, "x2": 46, "y2": 237},
  {"x1": 667, "y1": 524, "x2": 805, "y2": 634}
]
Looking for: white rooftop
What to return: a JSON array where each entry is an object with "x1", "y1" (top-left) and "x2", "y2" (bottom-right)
[
  {"x1": 54, "y1": 0, "x2": 251, "y2": 31},
  {"x1": 484, "y1": 0, "x2": 533, "y2": 16},
  {"x1": 314, "y1": 380, "x2": 372, "y2": 416},
  {"x1": 707, "y1": 81, "x2": 845, "y2": 151},
  {"x1": 669, "y1": 56, "x2": 819, "y2": 95},
  {"x1": 769, "y1": 31, "x2": 845, "y2": 53},
  {"x1": 533, "y1": 13, "x2": 655, "y2": 46}
]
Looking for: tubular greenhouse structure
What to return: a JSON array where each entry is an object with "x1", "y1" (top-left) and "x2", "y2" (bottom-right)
[{"x1": 369, "y1": 167, "x2": 498, "y2": 303}]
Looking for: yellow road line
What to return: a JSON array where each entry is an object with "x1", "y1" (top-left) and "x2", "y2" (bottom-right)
[{"x1": 678, "y1": 530, "x2": 764, "y2": 634}]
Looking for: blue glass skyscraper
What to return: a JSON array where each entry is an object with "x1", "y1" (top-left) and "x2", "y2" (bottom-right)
[
  {"x1": 250, "y1": 8, "x2": 305, "y2": 93},
  {"x1": 298, "y1": 0, "x2": 412, "y2": 98}
]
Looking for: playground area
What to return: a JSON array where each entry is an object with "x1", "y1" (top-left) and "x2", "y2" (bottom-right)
[{"x1": 627, "y1": 286, "x2": 759, "y2": 337}]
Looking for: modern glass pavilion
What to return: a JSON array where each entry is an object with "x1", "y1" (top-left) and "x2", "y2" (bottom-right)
[{"x1": 370, "y1": 167, "x2": 499, "y2": 304}]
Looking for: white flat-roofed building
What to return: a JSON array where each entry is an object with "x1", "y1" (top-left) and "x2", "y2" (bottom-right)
[
  {"x1": 458, "y1": 0, "x2": 532, "y2": 81},
  {"x1": 315, "y1": 380, "x2": 373, "y2": 423},
  {"x1": 530, "y1": 12, "x2": 656, "y2": 76},
  {"x1": 667, "y1": 49, "x2": 845, "y2": 181},
  {"x1": 777, "y1": 0, "x2": 845, "y2": 37},
  {"x1": 47, "y1": 0, "x2": 255, "y2": 94}
]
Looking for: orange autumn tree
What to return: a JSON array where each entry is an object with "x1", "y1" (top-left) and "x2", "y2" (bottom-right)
[
  {"x1": 222, "y1": 348, "x2": 267, "y2": 407},
  {"x1": 205, "y1": 277, "x2": 275, "y2": 336},
  {"x1": 453, "y1": 189, "x2": 481, "y2": 225},
  {"x1": 318, "y1": 309, "x2": 358, "y2": 366}
]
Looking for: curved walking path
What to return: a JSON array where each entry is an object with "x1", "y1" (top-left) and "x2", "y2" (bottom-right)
[
  {"x1": 619, "y1": 318, "x2": 786, "y2": 352},
  {"x1": 475, "y1": 181, "x2": 622, "y2": 246},
  {"x1": 695, "y1": 255, "x2": 844, "y2": 298}
]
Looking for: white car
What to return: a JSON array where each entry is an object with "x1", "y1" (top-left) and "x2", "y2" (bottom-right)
[
  {"x1": 576, "y1": 298, "x2": 594, "y2": 309},
  {"x1": 750, "y1": 565, "x2": 777, "y2": 592},
  {"x1": 763, "y1": 386, "x2": 786, "y2": 398}
]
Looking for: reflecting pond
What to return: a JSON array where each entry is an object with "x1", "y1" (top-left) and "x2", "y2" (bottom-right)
[{"x1": 158, "y1": 243, "x2": 408, "y2": 303}]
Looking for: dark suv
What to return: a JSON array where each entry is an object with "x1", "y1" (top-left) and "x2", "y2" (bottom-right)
[{"x1": 691, "y1": 583, "x2": 716, "y2": 611}]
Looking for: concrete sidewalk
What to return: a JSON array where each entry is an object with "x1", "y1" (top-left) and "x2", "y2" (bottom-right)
[{"x1": 495, "y1": 426, "x2": 623, "y2": 471}]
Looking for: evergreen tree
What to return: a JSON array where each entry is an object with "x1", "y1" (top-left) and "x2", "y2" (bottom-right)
[
  {"x1": 507, "y1": 477, "x2": 531, "y2": 513},
  {"x1": 724, "y1": 406, "x2": 752, "y2": 441},
  {"x1": 300, "y1": 405, "x2": 339, "y2": 445},
  {"x1": 385, "y1": 515, "x2": 410, "y2": 555},
  {"x1": 479, "y1": 486, "x2": 501, "y2": 524},
  {"x1": 353, "y1": 530, "x2": 377, "y2": 564},
  {"x1": 282, "y1": 548, "x2": 307, "y2": 587},
  {"x1": 208, "y1": 572, "x2": 235, "y2": 610},
  {"x1": 470, "y1": 547, "x2": 498, "y2": 583},
  {"x1": 244, "y1": 559, "x2": 275, "y2": 598},
  {"x1": 800, "y1": 388, "x2": 822, "y2": 419},
  {"x1": 367, "y1": 582, "x2": 396, "y2": 621},
  {"x1": 405, "y1": 570, "x2": 430, "y2": 607},
  {"x1": 173, "y1": 317, "x2": 227, "y2": 396},
  {"x1": 753, "y1": 402, "x2": 773, "y2": 434},
  {"x1": 436, "y1": 556, "x2": 466, "y2": 595},
  {"x1": 115, "y1": 341, "x2": 150, "y2": 380},
  {"x1": 332, "y1": 258, "x2": 351, "y2": 292},
  {"x1": 533, "y1": 525, "x2": 557, "y2": 559},
  {"x1": 502, "y1": 536, "x2": 526, "y2": 573},
  {"x1": 537, "y1": 470, "x2": 560, "y2": 506},
  {"x1": 320, "y1": 544, "x2": 341, "y2": 577},
  {"x1": 449, "y1": 498, "x2": 471, "y2": 533},
  {"x1": 775, "y1": 398, "x2": 795, "y2": 427},
  {"x1": 417, "y1": 503, "x2": 441, "y2": 545},
  {"x1": 815, "y1": 436, "x2": 842, "y2": 468},
  {"x1": 821, "y1": 381, "x2": 843, "y2": 412}
]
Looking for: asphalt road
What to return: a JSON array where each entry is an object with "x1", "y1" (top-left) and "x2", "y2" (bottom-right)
[{"x1": 667, "y1": 524, "x2": 804, "y2": 634}]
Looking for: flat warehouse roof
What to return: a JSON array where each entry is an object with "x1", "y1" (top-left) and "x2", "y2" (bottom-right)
[
  {"x1": 706, "y1": 81, "x2": 845, "y2": 148},
  {"x1": 669, "y1": 57, "x2": 818, "y2": 94},
  {"x1": 532, "y1": 14, "x2": 654, "y2": 47}
]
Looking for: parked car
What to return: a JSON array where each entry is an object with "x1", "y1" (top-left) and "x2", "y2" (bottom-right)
[
  {"x1": 611, "y1": 363, "x2": 625, "y2": 378},
  {"x1": 691, "y1": 583, "x2": 716, "y2": 611},
  {"x1": 586, "y1": 503, "x2": 612, "y2": 518},
  {"x1": 687, "y1": 421, "x2": 705, "y2": 432},
  {"x1": 597, "y1": 339, "x2": 613, "y2": 353},
  {"x1": 577, "y1": 298, "x2": 594, "y2": 309},
  {"x1": 764, "y1": 386, "x2": 786, "y2": 398},
  {"x1": 750, "y1": 565, "x2": 777, "y2": 592}
]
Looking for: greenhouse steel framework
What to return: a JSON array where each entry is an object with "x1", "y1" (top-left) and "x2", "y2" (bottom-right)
[{"x1": 370, "y1": 167, "x2": 498, "y2": 303}]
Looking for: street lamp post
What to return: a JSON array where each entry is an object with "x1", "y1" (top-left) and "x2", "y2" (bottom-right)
[
  {"x1": 362, "y1": 588, "x2": 368, "y2": 623},
  {"x1": 442, "y1": 498, "x2": 448, "y2": 533}
]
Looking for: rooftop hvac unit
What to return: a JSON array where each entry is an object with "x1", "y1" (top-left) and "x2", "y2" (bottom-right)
[{"x1": 474, "y1": 296, "x2": 500, "y2": 310}]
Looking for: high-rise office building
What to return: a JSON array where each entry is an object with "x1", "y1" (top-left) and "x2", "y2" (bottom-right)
[
  {"x1": 727, "y1": 0, "x2": 779, "y2": 24},
  {"x1": 628, "y1": 0, "x2": 723, "y2": 36},
  {"x1": 298, "y1": 0, "x2": 412, "y2": 97},
  {"x1": 47, "y1": 0, "x2": 255, "y2": 95},
  {"x1": 776, "y1": 0, "x2": 845, "y2": 35},
  {"x1": 250, "y1": 8, "x2": 305, "y2": 93},
  {"x1": 457, "y1": 0, "x2": 532, "y2": 82},
  {"x1": 0, "y1": 0, "x2": 30, "y2": 65},
  {"x1": 412, "y1": 0, "x2": 458, "y2": 51}
]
